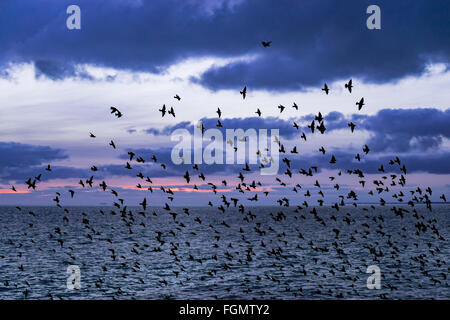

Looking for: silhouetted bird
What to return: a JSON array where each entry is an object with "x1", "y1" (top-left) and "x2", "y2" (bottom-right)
[
  {"x1": 110, "y1": 107, "x2": 122, "y2": 118},
  {"x1": 345, "y1": 79, "x2": 353, "y2": 93},
  {"x1": 348, "y1": 122, "x2": 356, "y2": 132},
  {"x1": 240, "y1": 86, "x2": 247, "y2": 99},
  {"x1": 159, "y1": 104, "x2": 166, "y2": 117},
  {"x1": 356, "y1": 98, "x2": 364, "y2": 111},
  {"x1": 184, "y1": 171, "x2": 190, "y2": 183}
]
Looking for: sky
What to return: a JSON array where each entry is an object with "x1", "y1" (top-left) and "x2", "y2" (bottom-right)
[{"x1": 0, "y1": 0, "x2": 449, "y2": 205}]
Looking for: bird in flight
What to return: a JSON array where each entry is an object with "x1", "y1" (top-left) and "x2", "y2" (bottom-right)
[
  {"x1": 322, "y1": 83, "x2": 329, "y2": 95},
  {"x1": 25, "y1": 179, "x2": 36, "y2": 190},
  {"x1": 356, "y1": 98, "x2": 364, "y2": 111},
  {"x1": 348, "y1": 122, "x2": 356, "y2": 133},
  {"x1": 184, "y1": 171, "x2": 190, "y2": 184},
  {"x1": 345, "y1": 79, "x2": 353, "y2": 93},
  {"x1": 86, "y1": 176, "x2": 94, "y2": 187},
  {"x1": 317, "y1": 122, "x2": 326, "y2": 134},
  {"x1": 217, "y1": 107, "x2": 222, "y2": 118},
  {"x1": 240, "y1": 86, "x2": 247, "y2": 99},
  {"x1": 174, "y1": 94, "x2": 181, "y2": 101},
  {"x1": 261, "y1": 41, "x2": 272, "y2": 47},
  {"x1": 139, "y1": 198, "x2": 147, "y2": 211},
  {"x1": 159, "y1": 104, "x2": 166, "y2": 117},
  {"x1": 168, "y1": 107, "x2": 176, "y2": 118},
  {"x1": 110, "y1": 107, "x2": 122, "y2": 118},
  {"x1": 99, "y1": 181, "x2": 107, "y2": 191},
  {"x1": 255, "y1": 108, "x2": 261, "y2": 117},
  {"x1": 363, "y1": 144, "x2": 370, "y2": 154},
  {"x1": 315, "y1": 112, "x2": 323, "y2": 123},
  {"x1": 308, "y1": 120, "x2": 315, "y2": 133}
]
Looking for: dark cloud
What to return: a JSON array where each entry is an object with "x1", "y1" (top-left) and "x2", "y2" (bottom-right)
[
  {"x1": 145, "y1": 117, "x2": 301, "y2": 139},
  {"x1": 34, "y1": 60, "x2": 93, "y2": 80},
  {"x1": 145, "y1": 121, "x2": 192, "y2": 136},
  {"x1": 192, "y1": 0, "x2": 450, "y2": 90},
  {"x1": 144, "y1": 108, "x2": 450, "y2": 153},
  {"x1": 0, "y1": 142, "x2": 87, "y2": 183},
  {"x1": 0, "y1": 166, "x2": 90, "y2": 183},
  {"x1": 291, "y1": 152, "x2": 450, "y2": 175},
  {"x1": 119, "y1": 146, "x2": 450, "y2": 176},
  {"x1": 0, "y1": 142, "x2": 68, "y2": 168},
  {"x1": 0, "y1": 0, "x2": 448, "y2": 89},
  {"x1": 281, "y1": 151, "x2": 450, "y2": 176},
  {"x1": 399, "y1": 153, "x2": 450, "y2": 174},
  {"x1": 116, "y1": 148, "x2": 257, "y2": 177},
  {"x1": 360, "y1": 108, "x2": 450, "y2": 152},
  {"x1": 314, "y1": 108, "x2": 450, "y2": 153}
]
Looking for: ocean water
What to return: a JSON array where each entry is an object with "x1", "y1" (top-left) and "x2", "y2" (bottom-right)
[{"x1": 0, "y1": 205, "x2": 448, "y2": 300}]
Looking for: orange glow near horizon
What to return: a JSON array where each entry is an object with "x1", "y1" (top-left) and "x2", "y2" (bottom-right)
[{"x1": 0, "y1": 189, "x2": 30, "y2": 194}]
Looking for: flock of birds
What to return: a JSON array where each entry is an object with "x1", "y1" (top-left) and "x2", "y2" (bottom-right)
[{"x1": 2, "y1": 40, "x2": 448, "y2": 299}]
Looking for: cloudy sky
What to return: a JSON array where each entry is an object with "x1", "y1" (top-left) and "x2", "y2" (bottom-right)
[{"x1": 0, "y1": 0, "x2": 449, "y2": 205}]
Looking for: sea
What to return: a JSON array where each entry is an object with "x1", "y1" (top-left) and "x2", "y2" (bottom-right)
[{"x1": 0, "y1": 205, "x2": 448, "y2": 299}]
